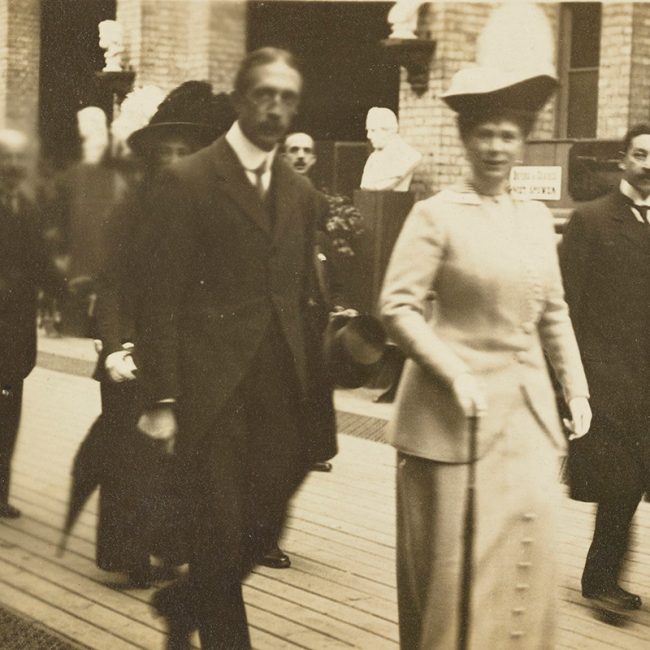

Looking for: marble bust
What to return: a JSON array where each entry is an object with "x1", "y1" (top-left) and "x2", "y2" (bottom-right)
[
  {"x1": 387, "y1": 0, "x2": 423, "y2": 40},
  {"x1": 360, "y1": 107, "x2": 421, "y2": 192},
  {"x1": 98, "y1": 20, "x2": 125, "y2": 72}
]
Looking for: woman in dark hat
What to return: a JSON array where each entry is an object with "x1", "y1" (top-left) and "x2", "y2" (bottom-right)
[
  {"x1": 379, "y1": 6, "x2": 591, "y2": 648},
  {"x1": 83, "y1": 81, "x2": 235, "y2": 587}
]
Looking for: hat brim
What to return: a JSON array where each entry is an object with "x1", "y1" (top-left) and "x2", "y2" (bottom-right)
[
  {"x1": 442, "y1": 67, "x2": 558, "y2": 114},
  {"x1": 127, "y1": 121, "x2": 214, "y2": 155}
]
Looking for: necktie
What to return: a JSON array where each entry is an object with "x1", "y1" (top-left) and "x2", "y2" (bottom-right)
[
  {"x1": 633, "y1": 204, "x2": 649, "y2": 224},
  {"x1": 253, "y1": 161, "x2": 267, "y2": 200}
]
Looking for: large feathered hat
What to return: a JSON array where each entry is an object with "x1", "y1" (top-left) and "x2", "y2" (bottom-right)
[
  {"x1": 441, "y1": 3, "x2": 558, "y2": 115},
  {"x1": 127, "y1": 81, "x2": 236, "y2": 155}
]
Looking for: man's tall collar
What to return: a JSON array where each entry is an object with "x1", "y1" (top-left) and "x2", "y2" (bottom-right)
[
  {"x1": 225, "y1": 121, "x2": 277, "y2": 172},
  {"x1": 620, "y1": 178, "x2": 650, "y2": 206}
]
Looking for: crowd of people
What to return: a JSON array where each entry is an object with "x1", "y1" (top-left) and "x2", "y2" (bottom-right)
[{"x1": 0, "y1": 36, "x2": 648, "y2": 650}]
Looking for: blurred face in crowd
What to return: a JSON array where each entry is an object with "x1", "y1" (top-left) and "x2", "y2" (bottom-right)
[
  {"x1": 234, "y1": 60, "x2": 302, "y2": 152},
  {"x1": 153, "y1": 136, "x2": 197, "y2": 170},
  {"x1": 463, "y1": 118, "x2": 524, "y2": 193},
  {"x1": 284, "y1": 132, "x2": 316, "y2": 175},
  {"x1": 0, "y1": 130, "x2": 29, "y2": 194},
  {"x1": 620, "y1": 133, "x2": 650, "y2": 199}
]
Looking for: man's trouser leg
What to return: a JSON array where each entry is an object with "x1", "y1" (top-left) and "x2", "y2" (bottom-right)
[{"x1": 0, "y1": 381, "x2": 24, "y2": 505}]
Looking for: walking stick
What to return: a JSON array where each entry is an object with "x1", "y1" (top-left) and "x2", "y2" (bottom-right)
[{"x1": 458, "y1": 414, "x2": 479, "y2": 650}]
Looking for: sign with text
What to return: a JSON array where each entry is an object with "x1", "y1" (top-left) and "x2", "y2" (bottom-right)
[{"x1": 510, "y1": 166, "x2": 562, "y2": 201}]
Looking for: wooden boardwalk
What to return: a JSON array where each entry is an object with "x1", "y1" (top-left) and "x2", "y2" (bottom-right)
[{"x1": 1, "y1": 362, "x2": 649, "y2": 649}]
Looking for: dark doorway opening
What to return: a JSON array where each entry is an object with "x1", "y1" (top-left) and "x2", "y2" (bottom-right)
[
  {"x1": 247, "y1": 1, "x2": 399, "y2": 142},
  {"x1": 39, "y1": 0, "x2": 116, "y2": 169}
]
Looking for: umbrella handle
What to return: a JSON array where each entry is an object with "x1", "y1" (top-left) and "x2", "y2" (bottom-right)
[{"x1": 458, "y1": 415, "x2": 479, "y2": 650}]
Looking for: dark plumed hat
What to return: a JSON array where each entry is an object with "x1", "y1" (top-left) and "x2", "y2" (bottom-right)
[{"x1": 127, "y1": 81, "x2": 236, "y2": 155}]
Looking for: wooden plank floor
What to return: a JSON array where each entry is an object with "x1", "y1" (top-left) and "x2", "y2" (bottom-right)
[{"x1": 1, "y1": 365, "x2": 649, "y2": 649}]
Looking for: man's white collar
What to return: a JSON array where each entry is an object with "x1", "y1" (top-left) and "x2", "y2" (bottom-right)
[{"x1": 226, "y1": 121, "x2": 277, "y2": 172}]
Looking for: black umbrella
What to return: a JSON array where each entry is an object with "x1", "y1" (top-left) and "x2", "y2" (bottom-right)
[
  {"x1": 58, "y1": 412, "x2": 190, "y2": 567},
  {"x1": 458, "y1": 415, "x2": 479, "y2": 650},
  {"x1": 57, "y1": 415, "x2": 111, "y2": 556}
]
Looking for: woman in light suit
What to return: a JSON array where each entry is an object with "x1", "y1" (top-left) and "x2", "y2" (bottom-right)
[{"x1": 379, "y1": 68, "x2": 592, "y2": 649}]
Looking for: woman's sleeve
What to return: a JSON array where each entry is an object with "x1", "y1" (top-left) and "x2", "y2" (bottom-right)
[
  {"x1": 95, "y1": 199, "x2": 132, "y2": 355},
  {"x1": 379, "y1": 200, "x2": 469, "y2": 385},
  {"x1": 536, "y1": 206, "x2": 589, "y2": 402}
]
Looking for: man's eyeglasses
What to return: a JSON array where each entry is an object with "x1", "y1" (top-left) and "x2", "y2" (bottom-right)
[{"x1": 250, "y1": 87, "x2": 300, "y2": 110}]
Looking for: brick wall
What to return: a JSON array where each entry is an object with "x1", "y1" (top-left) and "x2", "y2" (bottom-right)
[
  {"x1": 116, "y1": 0, "x2": 245, "y2": 96},
  {"x1": 208, "y1": 1, "x2": 246, "y2": 93},
  {"x1": 0, "y1": 0, "x2": 40, "y2": 139},
  {"x1": 628, "y1": 2, "x2": 650, "y2": 130},
  {"x1": 597, "y1": 3, "x2": 634, "y2": 138}
]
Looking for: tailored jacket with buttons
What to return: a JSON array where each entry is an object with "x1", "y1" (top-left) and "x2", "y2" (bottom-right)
[
  {"x1": 380, "y1": 184, "x2": 589, "y2": 463},
  {"x1": 136, "y1": 135, "x2": 335, "y2": 460}
]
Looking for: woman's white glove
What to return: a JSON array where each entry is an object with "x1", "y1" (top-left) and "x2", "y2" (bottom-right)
[
  {"x1": 452, "y1": 373, "x2": 488, "y2": 418},
  {"x1": 564, "y1": 396, "x2": 592, "y2": 440},
  {"x1": 105, "y1": 350, "x2": 137, "y2": 383}
]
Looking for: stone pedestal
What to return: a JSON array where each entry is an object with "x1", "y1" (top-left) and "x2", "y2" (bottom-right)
[{"x1": 344, "y1": 190, "x2": 414, "y2": 314}]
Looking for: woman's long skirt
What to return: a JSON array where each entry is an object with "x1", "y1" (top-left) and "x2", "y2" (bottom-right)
[{"x1": 396, "y1": 406, "x2": 562, "y2": 650}]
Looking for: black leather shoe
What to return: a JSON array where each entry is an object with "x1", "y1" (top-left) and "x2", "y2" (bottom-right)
[
  {"x1": 259, "y1": 546, "x2": 291, "y2": 569},
  {"x1": 583, "y1": 584, "x2": 642, "y2": 611},
  {"x1": 0, "y1": 503, "x2": 21, "y2": 518},
  {"x1": 311, "y1": 461, "x2": 333, "y2": 472},
  {"x1": 151, "y1": 585, "x2": 195, "y2": 650}
]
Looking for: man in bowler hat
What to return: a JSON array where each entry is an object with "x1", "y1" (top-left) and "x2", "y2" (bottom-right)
[
  {"x1": 0, "y1": 129, "x2": 66, "y2": 518},
  {"x1": 136, "y1": 48, "x2": 335, "y2": 648},
  {"x1": 561, "y1": 123, "x2": 650, "y2": 612}
]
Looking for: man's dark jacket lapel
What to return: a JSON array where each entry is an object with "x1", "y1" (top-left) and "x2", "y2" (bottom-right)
[{"x1": 209, "y1": 137, "x2": 273, "y2": 237}]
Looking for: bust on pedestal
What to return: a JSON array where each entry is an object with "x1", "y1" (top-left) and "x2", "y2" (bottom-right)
[
  {"x1": 98, "y1": 20, "x2": 125, "y2": 72},
  {"x1": 360, "y1": 107, "x2": 421, "y2": 193}
]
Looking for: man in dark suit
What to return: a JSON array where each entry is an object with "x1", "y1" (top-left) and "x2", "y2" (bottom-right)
[
  {"x1": 560, "y1": 122, "x2": 650, "y2": 613},
  {"x1": 0, "y1": 129, "x2": 65, "y2": 518},
  {"x1": 136, "y1": 48, "x2": 335, "y2": 649}
]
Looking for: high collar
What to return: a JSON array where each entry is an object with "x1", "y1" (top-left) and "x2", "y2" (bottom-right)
[
  {"x1": 441, "y1": 179, "x2": 514, "y2": 205},
  {"x1": 619, "y1": 179, "x2": 650, "y2": 206},
  {"x1": 225, "y1": 120, "x2": 277, "y2": 173}
]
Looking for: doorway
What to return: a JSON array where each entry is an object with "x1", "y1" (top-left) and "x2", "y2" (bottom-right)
[{"x1": 39, "y1": 0, "x2": 116, "y2": 169}]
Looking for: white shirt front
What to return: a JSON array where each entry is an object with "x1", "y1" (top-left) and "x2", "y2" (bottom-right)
[
  {"x1": 225, "y1": 121, "x2": 276, "y2": 194},
  {"x1": 619, "y1": 179, "x2": 650, "y2": 223}
]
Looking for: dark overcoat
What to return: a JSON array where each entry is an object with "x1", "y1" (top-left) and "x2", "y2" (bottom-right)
[
  {"x1": 137, "y1": 136, "x2": 336, "y2": 463},
  {"x1": 560, "y1": 190, "x2": 650, "y2": 501},
  {"x1": 79, "y1": 187, "x2": 176, "y2": 572},
  {"x1": 0, "y1": 194, "x2": 63, "y2": 382}
]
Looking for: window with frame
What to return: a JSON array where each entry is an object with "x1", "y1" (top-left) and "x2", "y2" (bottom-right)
[{"x1": 557, "y1": 2, "x2": 601, "y2": 139}]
